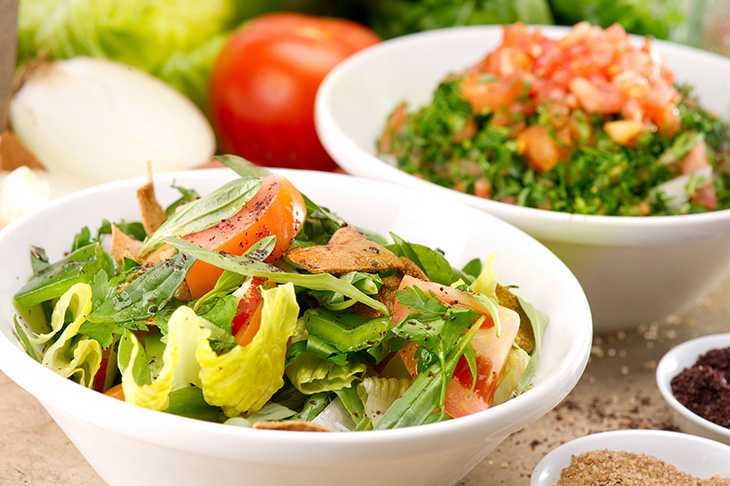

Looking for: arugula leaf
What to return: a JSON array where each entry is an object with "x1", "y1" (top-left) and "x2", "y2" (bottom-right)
[
  {"x1": 167, "y1": 238, "x2": 389, "y2": 315},
  {"x1": 97, "y1": 219, "x2": 147, "y2": 241},
  {"x1": 163, "y1": 386, "x2": 224, "y2": 423},
  {"x1": 86, "y1": 252, "x2": 195, "y2": 327},
  {"x1": 335, "y1": 384, "x2": 372, "y2": 431},
  {"x1": 392, "y1": 286, "x2": 478, "y2": 402},
  {"x1": 215, "y1": 154, "x2": 271, "y2": 179},
  {"x1": 29, "y1": 246, "x2": 50, "y2": 274},
  {"x1": 294, "y1": 391, "x2": 333, "y2": 422},
  {"x1": 14, "y1": 317, "x2": 40, "y2": 363},
  {"x1": 374, "y1": 315, "x2": 486, "y2": 429},
  {"x1": 192, "y1": 235, "x2": 276, "y2": 313},
  {"x1": 196, "y1": 294, "x2": 237, "y2": 334},
  {"x1": 71, "y1": 226, "x2": 93, "y2": 252},
  {"x1": 308, "y1": 272, "x2": 382, "y2": 311},
  {"x1": 387, "y1": 233, "x2": 452, "y2": 285},
  {"x1": 165, "y1": 182, "x2": 201, "y2": 219},
  {"x1": 140, "y1": 177, "x2": 262, "y2": 255}
]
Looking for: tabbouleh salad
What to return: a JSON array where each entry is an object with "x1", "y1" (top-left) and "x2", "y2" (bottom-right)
[{"x1": 378, "y1": 23, "x2": 730, "y2": 216}]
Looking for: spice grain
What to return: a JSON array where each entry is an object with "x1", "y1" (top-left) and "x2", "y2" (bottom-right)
[{"x1": 555, "y1": 450, "x2": 730, "y2": 486}]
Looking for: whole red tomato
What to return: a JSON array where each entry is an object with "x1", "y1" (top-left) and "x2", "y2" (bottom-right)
[{"x1": 209, "y1": 13, "x2": 381, "y2": 171}]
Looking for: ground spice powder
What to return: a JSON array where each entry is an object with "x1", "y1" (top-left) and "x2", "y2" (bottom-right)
[
  {"x1": 670, "y1": 346, "x2": 730, "y2": 428},
  {"x1": 555, "y1": 450, "x2": 730, "y2": 486}
]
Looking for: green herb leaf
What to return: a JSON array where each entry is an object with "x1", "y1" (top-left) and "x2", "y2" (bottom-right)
[
  {"x1": 165, "y1": 182, "x2": 200, "y2": 218},
  {"x1": 87, "y1": 252, "x2": 195, "y2": 325},
  {"x1": 139, "y1": 177, "x2": 262, "y2": 255},
  {"x1": 167, "y1": 238, "x2": 389, "y2": 315}
]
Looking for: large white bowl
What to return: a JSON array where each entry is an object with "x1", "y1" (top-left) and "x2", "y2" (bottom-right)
[
  {"x1": 531, "y1": 430, "x2": 730, "y2": 485},
  {"x1": 316, "y1": 25, "x2": 730, "y2": 332},
  {"x1": 0, "y1": 169, "x2": 591, "y2": 486},
  {"x1": 656, "y1": 333, "x2": 730, "y2": 446}
]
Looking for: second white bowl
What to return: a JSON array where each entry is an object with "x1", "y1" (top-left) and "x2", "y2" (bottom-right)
[{"x1": 316, "y1": 25, "x2": 730, "y2": 332}]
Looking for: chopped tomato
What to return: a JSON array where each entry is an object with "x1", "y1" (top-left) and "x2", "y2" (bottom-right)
[
  {"x1": 104, "y1": 383, "x2": 125, "y2": 401},
  {"x1": 183, "y1": 174, "x2": 306, "y2": 298},
  {"x1": 394, "y1": 276, "x2": 520, "y2": 418},
  {"x1": 231, "y1": 276, "x2": 277, "y2": 347},
  {"x1": 460, "y1": 22, "x2": 680, "y2": 134}
]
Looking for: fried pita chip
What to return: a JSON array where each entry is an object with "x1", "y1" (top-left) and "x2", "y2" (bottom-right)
[
  {"x1": 111, "y1": 225, "x2": 143, "y2": 264},
  {"x1": 145, "y1": 243, "x2": 176, "y2": 266},
  {"x1": 285, "y1": 227, "x2": 403, "y2": 275},
  {"x1": 174, "y1": 281, "x2": 193, "y2": 302},
  {"x1": 253, "y1": 420, "x2": 334, "y2": 432},
  {"x1": 137, "y1": 170, "x2": 166, "y2": 235}
]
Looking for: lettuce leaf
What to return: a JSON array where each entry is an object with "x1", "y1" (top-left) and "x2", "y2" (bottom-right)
[
  {"x1": 357, "y1": 377, "x2": 411, "y2": 426},
  {"x1": 119, "y1": 306, "x2": 210, "y2": 411},
  {"x1": 286, "y1": 353, "x2": 367, "y2": 395},
  {"x1": 492, "y1": 345, "x2": 530, "y2": 406},
  {"x1": 197, "y1": 283, "x2": 299, "y2": 416},
  {"x1": 17, "y1": 0, "x2": 239, "y2": 107},
  {"x1": 514, "y1": 296, "x2": 549, "y2": 395},
  {"x1": 40, "y1": 283, "x2": 101, "y2": 388}
]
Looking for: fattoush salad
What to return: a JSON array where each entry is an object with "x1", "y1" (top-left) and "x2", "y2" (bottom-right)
[{"x1": 12, "y1": 157, "x2": 546, "y2": 431}]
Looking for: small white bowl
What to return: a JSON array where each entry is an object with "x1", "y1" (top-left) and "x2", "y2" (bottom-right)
[
  {"x1": 0, "y1": 169, "x2": 592, "y2": 486},
  {"x1": 531, "y1": 429, "x2": 730, "y2": 486},
  {"x1": 656, "y1": 333, "x2": 730, "y2": 445},
  {"x1": 316, "y1": 25, "x2": 730, "y2": 332}
]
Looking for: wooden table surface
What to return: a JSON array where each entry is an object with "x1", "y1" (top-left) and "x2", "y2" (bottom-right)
[{"x1": 2, "y1": 277, "x2": 729, "y2": 486}]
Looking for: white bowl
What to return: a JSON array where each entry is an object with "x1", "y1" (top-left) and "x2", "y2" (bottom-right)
[
  {"x1": 531, "y1": 429, "x2": 730, "y2": 485},
  {"x1": 316, "y1": 25, "x2": 730, "y2": 332},
  {"x1": 0, "y1": 169, "x2": 591, "y2": 486},
  {"x1": 656, "y1": 333, "x2": 730, "y2": 445}
]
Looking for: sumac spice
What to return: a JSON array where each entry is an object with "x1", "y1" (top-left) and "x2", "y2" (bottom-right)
[{"x1": 670, "y1": 346, "x2": 730, "y2": 428}]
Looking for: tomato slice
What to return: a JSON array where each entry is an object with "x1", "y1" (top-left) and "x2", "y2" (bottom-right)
[
  {"x1": 395, "y1": 276, "x2": 520, "y2": 418},
  {"x1": 183, "y1": 174, "x2": 306, "y2": 298}
]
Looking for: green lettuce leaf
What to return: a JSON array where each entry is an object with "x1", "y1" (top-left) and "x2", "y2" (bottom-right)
[
  {"x1": 357, "y1": 377, "x2": 411, "y2": 426},
  {"x1": 40, "y1": 283, "x2": 102, "y2": 388},
  {"x1": 17, "y1": 0, "x2": 239, "y2": 106},
  {"x1": 286, "y1": 353, "x2": 367, "y2": 395},
  {"x1": 197, "y1": 283, "x2": 299, "y2": 416},
  {"x1": 514, "y1": 296, "x2": 549, "y2": 395},
  {"x1": 492, "y1": 345, "x2": 530, "y2": 406}
]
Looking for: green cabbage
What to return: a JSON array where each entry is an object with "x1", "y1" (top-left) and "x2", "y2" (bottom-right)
[{"x1": 197, "y1": 283, "x2": 299, "y2": 416}]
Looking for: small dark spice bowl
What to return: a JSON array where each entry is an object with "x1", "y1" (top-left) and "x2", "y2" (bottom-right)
[{"x1": 657, "y1": 333, "x2": 730, "y2": 446}]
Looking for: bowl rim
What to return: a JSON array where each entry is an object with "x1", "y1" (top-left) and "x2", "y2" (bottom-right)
[
  {"x1": 315, "y1": 24, "x2": 730, "y2": 235},
  {"x1": 0, "y1": 168, "x2": 592, "y2": 454},
  {"x1": 655, "y1": 333, "x2": 730, "y2": 440},
  {"x1": 530, "y1": 428, "x2": 730, "y2": 485}
]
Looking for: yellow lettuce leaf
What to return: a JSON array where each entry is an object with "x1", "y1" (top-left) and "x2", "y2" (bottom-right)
[{"x1": 197, "y1": 283, "x2": 299, "y2": 417}]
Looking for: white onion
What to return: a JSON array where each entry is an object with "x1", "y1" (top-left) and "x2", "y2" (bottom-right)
[
  {"x1": 650, "y1": 165, "x2": 713, "y2": 211},
  {"x1": 0, "y1": 166, "x2": 50, "y2": 229},
  {"x1": 9, "y1": 58, "x2": 216, "y2": 194}
]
